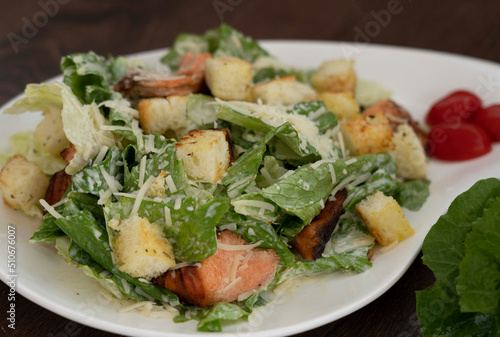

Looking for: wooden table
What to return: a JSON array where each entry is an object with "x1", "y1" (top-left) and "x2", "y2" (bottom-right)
[{"x1": 1, "y1": 1, "x2": 498, "y2": 336}]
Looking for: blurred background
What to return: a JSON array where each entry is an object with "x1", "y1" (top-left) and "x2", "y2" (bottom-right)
[{"x1": 0, "y1": 0, "x2": 498, "y2": 336}]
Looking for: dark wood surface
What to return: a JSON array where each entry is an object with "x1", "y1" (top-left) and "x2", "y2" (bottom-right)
[{"x1": 1, "y1": 1, "x2": 499, "y2": 336}]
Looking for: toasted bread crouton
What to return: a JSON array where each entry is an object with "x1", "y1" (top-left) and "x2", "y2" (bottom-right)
[
  {"x1": 138, "y1": 96, "x2": 189, "y2": 137},
  {"x1": 0, "y1": 155, "x2": 49, "y2": 216},
  {"x1": 340, "y1": 113, "x2": 394, "y2": 156},
  {"x1": 34, "y1": 110, "x2": 70, "y2": 156},
  {"x1": 356, "y1": 191, "x2": 414, "y2": 247},
  {"x1": 154, "y1": 230, "x2": 280, "y2": 307},
  {"x1": 109, "y1": 215, "x2": 176, "y2": 279},
  {"x1": 319, "y1": 91, "x2": 360, "y2": 120},
  {"x1": 311, "y1": 59, "x2": 356, "y2": 94},
  {"x1": 362, "y1": 99, "x2": 428, "y2": 146},
  {"x1": 205, "y1": 57, "x2": 252, "y2": 101},
  {"x1": 251, "y1": 76, "x2": 317, "y2": 105},
  {"x1": 175, "y1": 129, "x2": 233, "y2": 183},
  {"x1": 147, "y1": 171, "x2": 167, "y2": 199},
  {"x1": 392, "y1": 124, "x2": 427, "y2": 180}
]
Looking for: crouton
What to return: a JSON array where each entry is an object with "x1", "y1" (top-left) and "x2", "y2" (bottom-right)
[
  {"x1": 146, "y1": 171, "x2": 167, "y2": 199},
  {"x1": 391, "y1": 124, "x2": 427, "y2": 179},
  {"x1": 205, "y1": 57, "x2": 252, "y2": 101},
  {"x1": 340, "y1": 113, "x2": 394, "y2": 156},
  {"x1": 0, "y1": 155, "x2": 49, "y2": 217},
  {"x1": 356, "y1": 191, "x2": 414, "y2": 247},
  {"x1": 362, "y1": 99, "x2": 428, "y2": 146},
  {"x1": 34, "y1": 110, "x2": 70, "y2": 156},
  {"x1": 175, "y1": 129, "x2": 233, "y2": 183},
  {"x1": 138, "y1": 96, "x2": 189, "y2": 137},
  {"x1": 319, "y1": 91, "x2": 360, "y2": 120},
  {"x1": 311, "y1": 59, "x2": 356, "y2": 94},
  {"x1": 109, "y1": 215, "x2": 176, "y2": 279},
  {"x1": 251, "y1": 76, "x2": 317, "y2": 105}
]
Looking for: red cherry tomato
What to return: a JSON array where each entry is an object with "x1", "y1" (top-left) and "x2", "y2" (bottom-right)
[
  {"x1": 427, "y1": 123, "x2": 491, "y2": 161},
  {"x1": 474, "y1": 105, "x2": 500, "y2": 141},
  {"x1": 426, "y1": 91, "x2": 482, "y2": 126}
]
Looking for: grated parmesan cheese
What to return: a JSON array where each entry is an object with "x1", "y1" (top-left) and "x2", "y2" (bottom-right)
[
  {"x1": 138, "y1": 156, "x2": 147, "y2": 188},
  {"x1": 231, "y1": 200, "x2": 275, "y2": 212},
  {"x1": 39, "y1": 200, "x2": 63, "y2": 219},
  {"x1": 217, "y1": 240, "x2": 263, "y2": 251},
  {"x1": 93, "y1": 146, "x2": 109, "y2": 166},
  {"x1": 165, "y1": 175, "x2": 177, "y2": 194},
  {"x1": 130, "y1": 176, "x2": 156, "y2": 216},
  {"x1": 164, "y1": 206, "x2": 172, "y2": 227}
]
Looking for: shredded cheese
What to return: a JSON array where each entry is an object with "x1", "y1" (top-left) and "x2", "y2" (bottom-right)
[
  {"x1": 100, "y1": 167, "x2": 123, "y2": 194},
  {"x1": 174, "y1": 198, "x2": 182, "y2": 210},
  {"x1": 164, "y1": 206, "x2": 172, "y2": 227},
  {"x1": 130, "y1": 176, "x2": 156, "y2": 216},
  {"x1": 217, "y1": 240, "x2": 263, "y2": 251},
  {"x1": 138, "y1": 156, "x2": 147, "y2": 188},
  {"x1": 232, "y1": 200, "x2": 275, "y2": 212},
  {"x1": 39, "y1": 199, "x2": 63, "y2": 219},
  {"x1": 93, "y1": 146, "x2": 109, "y2": 166},
  {"x1": 165, "y1": 175, "x2": 177, "y2": 194}
]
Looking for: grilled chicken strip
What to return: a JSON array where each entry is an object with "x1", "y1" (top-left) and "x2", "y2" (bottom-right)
[
  {"x1": 292, "y1": 189, "x2": 348, "y2": 260},
  {"x1": 153, "y1": 230, "x2": 279, "y2": 308}
]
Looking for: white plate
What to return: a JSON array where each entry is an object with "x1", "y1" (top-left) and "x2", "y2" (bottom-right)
[{"x1": 1, "y1": 41, "x2": 500, "y2": 337}]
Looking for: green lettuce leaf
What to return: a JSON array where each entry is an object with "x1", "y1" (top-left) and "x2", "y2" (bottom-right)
[
  {"x1": 106, "y1": 196, "x2": 229, "y2": 262},
  {"x1": 222, "y1": 122, "x2": 293, "y2": 198},
  {"x1": 261, "y1": 154, "x2": 392, "y2": 237},
  {"x1": 0, "y1": 131, "x2": 66, "y2": 174},
  {"x1": 286, "y1": 101, "x2": 337, "y2": 134},
  {"x1": 416, "y1": 178, "x2": 500, "y2": 337},
  {"x1": 161, "y1": 34, "x2": 209, "y2": 71},
  {"x1": 457, "y1": 198, "x2": 500, "y2": 315},
  {"x1": 396, "y1": 179, "x2": 430, "y2": 212}
]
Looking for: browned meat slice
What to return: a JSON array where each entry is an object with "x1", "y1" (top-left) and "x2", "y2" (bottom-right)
[
  {"x1": 60, "y1": 144, "x2": 76, "y2": 164},
  {"x1": 45, "y1": 170, "x2": 72, "y2": 206},
  {"x1": 367, "y1": 247, "x2": 375, "y2": 261},
  {"x1": 291, "y1": 189, "x2": 348, "y2": 260},
  {"x1": 114, "y1": 52, "x2": 212, "y2": 99},
  {"x1": 362, "y1": 99, "x2": 428, "y2": 146},
  {"x1": 153, "y1": 230, "x2": 280, "y2": 307}
]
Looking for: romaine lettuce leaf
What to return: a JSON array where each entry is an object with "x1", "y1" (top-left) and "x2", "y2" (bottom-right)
[
  {"x1": 216, "y1": 100, "x2": 324, "y2": 159},
  {"x1": 219, "y1": 210, "x2": 295, "y2": 266},
  {"x1": 0, "y1": 131, "x2": 66, "y2": 174},
  {"x1": 54, "y1": 210, "x2": 180, "y2": 304},
  {"x1": 261, "y1": 154, "x2": 392, "y2": 237},
  {"x1": 61, "y1": 52, "x2": 140, "y2": 126},
  {"x1": 160, "y1": 24, "x2": 269, "y2": 71},
  {"x1": 30, "y1": 214, "x2": 66, "y2": 243},
  {"x1": 417, "y1": 178, "x2": 500, "y2": 337},
  {"x1": 222, "y1": 122, "x2": 294, "y2": 198},
  {"x1": 106, "y1": 196, "x2": 229, "y2": 262},
  {"x1": 395, "y1": 179, "x2": 430, "y2": 211},
  {"x1": 457, "y1": 198, "x2": 500, "y2": 315},
  {"x1": 286, "y1": 101, "x2": 337, "y2": 134},
  {"x1": 161, "y1": 34, "x2": 209, "y2": 71}
]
